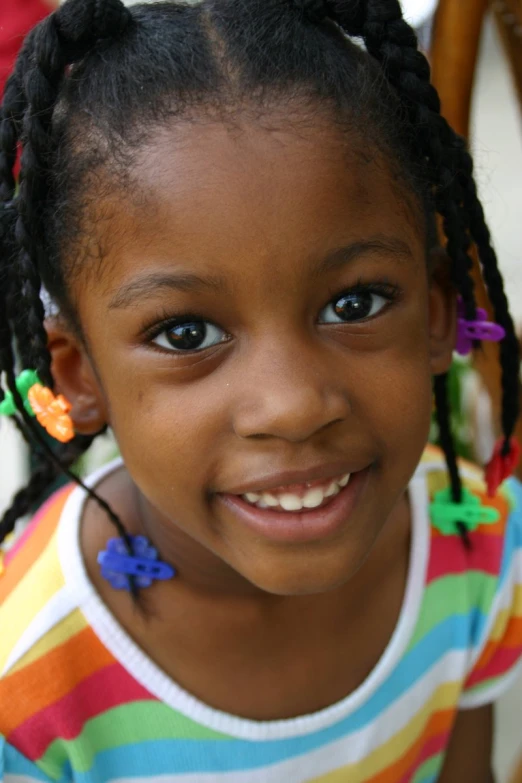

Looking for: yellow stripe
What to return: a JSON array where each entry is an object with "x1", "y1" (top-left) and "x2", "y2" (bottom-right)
[
  {"x1": 9, "y1": 609, "x2": 88, "y2": 675},
  {"x1": 308, "y1": 681, "x2": 460, "y2": 783},
  {"x1": 487, "y1": 584, "x2": 522, "y2": 642},
  {"x1": 0, "y1": 532, "x2": 65, "y2": 673}
]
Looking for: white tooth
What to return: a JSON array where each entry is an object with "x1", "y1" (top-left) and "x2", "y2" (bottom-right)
[
  {"x1": 279, "y1": 494, "x2": 304, "y2": 511},
  {"x1": 338, "y1": 474, "x2": 351, "y2": 488},
  {"x1": 302, "y1": 488, "x2": 326, "y2": 508},
  {"x1": 324, "y1": 480, "x2": 339, "y2": 497},
  {"x1": 245, "y1": 492, "x2": 260, "y2": 503},
  {"x1": 260, "y1": 492, "x2": 279, "y2": 507},
  {"x1": 257, "y1": 499, "x2": 269, "y2": 509}
]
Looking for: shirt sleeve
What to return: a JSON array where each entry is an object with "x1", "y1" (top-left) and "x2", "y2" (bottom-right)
[
  {"x1": 460, "y1": 477, "x2": 522, "y2": 709},
  {"x1": 1, "y1": 735, "x2": 57, "y2": 782}
]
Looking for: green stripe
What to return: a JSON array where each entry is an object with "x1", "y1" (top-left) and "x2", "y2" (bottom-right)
[
  {"x1": 411, "y1": 752, "x2": 444, "y2": 782},
  {"x1": 463, "y1": 669, "x2": 510, "y2": 699},
  {"x1": 408, "y1": 572, "x2": 497, "y2": 650},
  {"x1": 40, "y1": 701, "x2": 229, "y2": 775}
]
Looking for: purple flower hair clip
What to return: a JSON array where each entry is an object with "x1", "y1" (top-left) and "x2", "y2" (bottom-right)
[{"x1": 455, "y1": 297, "x2": 505, "y2": 356}]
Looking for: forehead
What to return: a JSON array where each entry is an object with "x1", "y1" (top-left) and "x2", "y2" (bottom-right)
[{"x1": 77, "y1": 115, "x2": 424, "y2": 295}]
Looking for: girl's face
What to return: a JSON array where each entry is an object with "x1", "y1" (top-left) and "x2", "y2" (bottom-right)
[{"x1": 67, "y1": 115, "x2": 454, "y2": 596}]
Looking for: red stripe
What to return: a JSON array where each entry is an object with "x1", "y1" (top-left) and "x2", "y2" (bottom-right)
[
  {"x1": 426, "y1": 533, "x2": 504, "y2": 584},
  {"x1": 466, "y1": 644, "x2": 522, "y2": 689},
  {"x1": 9, "y1": 662, "x2": 155, "y2": 761}
]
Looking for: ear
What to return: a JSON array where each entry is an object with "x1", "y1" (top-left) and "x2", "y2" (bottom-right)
[
  {"x1": 427, "y1": 248, "x2": 457, "y2": 376},
  {"x1": 45, "y1": 318, "x2": 109, "y2": 436}
]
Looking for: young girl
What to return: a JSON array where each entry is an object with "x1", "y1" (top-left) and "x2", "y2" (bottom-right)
[{"x1": 0, "y1": 1, "x2": 521, "y2": 781}]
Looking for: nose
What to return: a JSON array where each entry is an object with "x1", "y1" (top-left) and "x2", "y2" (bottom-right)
[{"x1": 232, "y1": 338, "x2": 351, "y2": 443}]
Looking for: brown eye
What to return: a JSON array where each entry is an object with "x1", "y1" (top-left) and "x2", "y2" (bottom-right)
[
  {"x1": 319, "y1": 291, "x2": 388, "y2": 323},
  {"x1": 153, "y1": 321, "x2": 227, "y2": 352}
]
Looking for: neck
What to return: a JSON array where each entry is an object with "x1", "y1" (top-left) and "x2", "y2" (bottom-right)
[{"x1": 81, "y1": 464, "x2": 412, "y2": 614}]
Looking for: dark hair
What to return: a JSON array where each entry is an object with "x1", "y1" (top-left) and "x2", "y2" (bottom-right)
[{"x1": 1, "y1": 0, "x2": 518, "y2": 561}]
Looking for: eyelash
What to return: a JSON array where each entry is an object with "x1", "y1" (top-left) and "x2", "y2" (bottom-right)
[
  {"x1": 331, "y1": 280, "x2": 399, "y2": 306},
  {"x1": 140, "y1": 280, "x2": 401, "y2": 351},
  {"x1": 142, "y1": 310, "x2": 207, "y2": 341}
]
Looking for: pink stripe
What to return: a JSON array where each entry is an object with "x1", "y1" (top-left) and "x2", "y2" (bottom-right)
[
  {"x1": 466, "y1": 644, "x2": 522, "y2": 689},
  {"x1": 426, "y1": 533, "x2": 503, "y2": 584},
  {"x1": 9, "y1": 662, "x2": 155, "y2": 760},
  {"x1": 5, "y1": 485, "x2": 71, "y2": 565},
  {"x1": 399, "y1": 731, "x2": 450, "y2": 783}
]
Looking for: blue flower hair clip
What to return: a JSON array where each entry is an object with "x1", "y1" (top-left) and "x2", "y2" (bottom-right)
[{"x1": 97, "y1": 535, "x2": 176, "y2": 591}]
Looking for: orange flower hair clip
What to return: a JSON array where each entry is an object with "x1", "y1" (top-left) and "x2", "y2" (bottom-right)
[
  {"x1": 0, "y1": 369, "x2": 75, "y2": 444},
  {"x1": 27, "y1": 383, "x2": 75, "y2": 444}
]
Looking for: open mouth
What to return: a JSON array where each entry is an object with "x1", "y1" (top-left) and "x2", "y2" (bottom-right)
[
  {"x1": 218, "y1": 468, "x2": 369, "y2": 545},
  {"x1": 240, "y1": 473, "x2": 351, "y2": 512}
]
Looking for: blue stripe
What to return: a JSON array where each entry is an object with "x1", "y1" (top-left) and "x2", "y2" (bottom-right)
[
  {"x1": 500, "y1": 479, "x2": 522, "y2": 586},
  {"x1": 1, "y1": 737, "x2": 63, "y2": 782},
  {"x1": 56, "y1": 614, "x2": 475, "y2": 779}
]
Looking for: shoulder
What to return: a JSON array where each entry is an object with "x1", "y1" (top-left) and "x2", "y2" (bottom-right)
[
  {"x1": 419, "y1": 446, "x2": 521, "y2": 586},
  {"x1": 0, "y1": 485, "x2": 80, "y2": 702},
  {"x1": 416, "y1": 447, "x2": 522, "y2": 700},
  {"x1": 0, "y1": 482, "x2": 113, "y2": 773}
]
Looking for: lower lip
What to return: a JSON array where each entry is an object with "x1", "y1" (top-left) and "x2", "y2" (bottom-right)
[{"x1": 217, "y1": 468, "x2": 370, "y2": 544}]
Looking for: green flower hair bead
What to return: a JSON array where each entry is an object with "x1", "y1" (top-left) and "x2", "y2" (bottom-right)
[
  {"x1": 430, "y1": 487, "x2": 500, "y2": 535},
  {"x1": 0, "y1": 369, "x2": 41, "y2": 417}
]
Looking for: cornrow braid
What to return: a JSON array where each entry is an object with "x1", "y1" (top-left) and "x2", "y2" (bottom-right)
[
  {"x1": 328, "y1": 0, "x2": 479, "y2": 319},
  {"x1": 451, "y1": 141, "x2": 520, "y2": 449},
  {"x1": 332, "y1": 0, "x2": 519, "y2": 447},
  {"x1": 0, "y1": 430, "x2": 99, "y2": 546},
  {"x1": 0, "y1": 454, "x2": 57, "y2": 544},
  {"x1": 307, "y1": 0, "x2": 517, "y2": 504},
  {"x1": 8, "y1": 0, "x2": 132, "y2": 382},
  {"x1": 3, "y1": 363, "x2": 136, "y2": 570},
  {"x1": 0, "y1": 0, "x2": 135, "y2": 583},
  {"x1": 290, "y1": 0, "x2": 518, "y2": 535},
  {"x1": 0, "y1": 29, "x2": 38, "y2": 202},
  {"x1": 433, "y1": 374, "x2": 471, "y2": 547}
]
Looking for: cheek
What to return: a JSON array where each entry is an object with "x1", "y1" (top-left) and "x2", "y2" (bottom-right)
[
  {"x1": 352, "y1": 328, "x2": 434, "y2": 451},
  {"x1": 105, "y1": 374, "x2": 224, "y2": 511}
]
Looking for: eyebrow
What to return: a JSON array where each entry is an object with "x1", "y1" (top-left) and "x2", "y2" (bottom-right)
[
  {"x1": 310, "y1": 235, "x2": 413, "y2": 280},
  {"x1": 108, "y1": 235, "x2": 413, "y2": 310},
  {"x1": 109, "y1": 271, "x2": 227, "y2": 309}
]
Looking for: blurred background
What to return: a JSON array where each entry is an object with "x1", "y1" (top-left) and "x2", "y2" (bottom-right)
[{"x1": 0, "y1": 0, "x2": 521, "y2": 780}]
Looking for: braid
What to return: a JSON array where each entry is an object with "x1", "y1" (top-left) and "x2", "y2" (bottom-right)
[
  {"x1": 4, "y1": 364, "x2": 132, "y2": 546},
  {"x1": 336, "y1": 0, "x2": 519, "y2": 444},
  {"x1": 0, "y1": 0, "x2": 135, "y2": 584},
  {"x1": 433, "y1": 374, "x2": 472, "y2": 549},
  {"x1": 0, "y1": 457, "x2": 58, "y2": 544},
  {"x1": 0, "y1": 432, "x2": 98, "y2": 546},
  {"x1": 0, "y1": 29, "x2": 37, "y2": 201},
  {"x1": 433, "y1": 374, "x2": 461, "y2": 502},
  {"x1": 311, "y1": 0, "x2": 518, "y2": 496},
  {"x1": 6, "y1": 0, "x2": 132, "y2": 382},
  {"x1": 452, "y1": 142, "x2": 520, "y2": 447}
]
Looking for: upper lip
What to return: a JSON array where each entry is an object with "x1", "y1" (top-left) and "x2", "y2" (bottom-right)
[{"x1": 222, "y1": 462, "x2": 361, "y2": 496}]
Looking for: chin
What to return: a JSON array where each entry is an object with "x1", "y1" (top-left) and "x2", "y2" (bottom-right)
[{"x1": 239, "y1": 554, "x2": 361, "y2": 597}]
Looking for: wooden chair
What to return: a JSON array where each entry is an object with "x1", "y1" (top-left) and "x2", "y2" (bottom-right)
[
  {"x1": 430, "y1": 0, "x2": 522, "y2": 476},
  {"x1": 512, "y1": 754, "x2": 522, "y2": 783}
]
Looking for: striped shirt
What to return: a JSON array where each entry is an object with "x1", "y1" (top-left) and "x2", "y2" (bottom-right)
[{"x1": 1, "y1": 446, "x2": 521, "y2": 782}]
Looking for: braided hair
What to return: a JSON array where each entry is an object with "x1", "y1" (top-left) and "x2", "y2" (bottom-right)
[{"x1": 0, "y1": 0, "x2": 518, "y2": 557}]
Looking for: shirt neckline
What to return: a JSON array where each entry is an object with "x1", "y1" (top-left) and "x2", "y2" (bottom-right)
[{"x1": 58, "y1": 458, "x2": 430, "y2": 741}]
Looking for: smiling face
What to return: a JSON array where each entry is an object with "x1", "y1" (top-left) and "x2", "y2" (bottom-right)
[{"x1": 59, "y1": 112, "x2": 454, "y2": 596}]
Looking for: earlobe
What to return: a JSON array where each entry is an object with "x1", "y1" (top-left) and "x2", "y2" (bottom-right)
[
  {"x1": 45, "y1": 318, "x2": 108, "y2": 436},
  {"x1": 428, "y1": 249, "x2": 457, "y2": 376}
]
